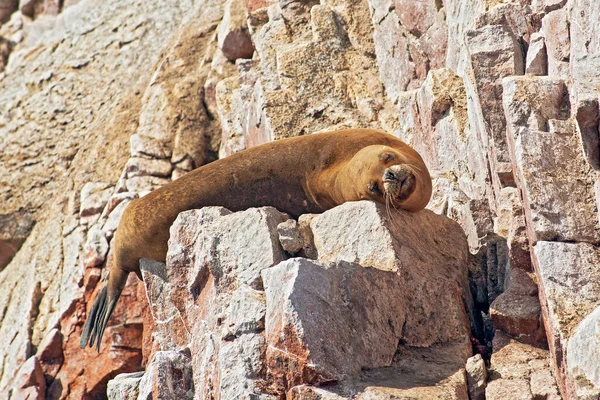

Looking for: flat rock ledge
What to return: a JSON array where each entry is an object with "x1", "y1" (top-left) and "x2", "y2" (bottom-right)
[{"x1": 107, "y1": 201, "x2": 474, "y2": 399}]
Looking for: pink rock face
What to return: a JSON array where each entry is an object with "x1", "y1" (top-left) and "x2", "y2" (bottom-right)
[
  {"x1": 503, "y1": 76, "x2": 599, "y2": 244},
  {"x1": 465, "y1": 24, "x2": 524, "y2": 167},
  {"x1": 541, "y1": 9, "x2": 570, "y2": 78},
  {"x1": 262, "y1": 258, "x2": 407, "y2": 386},
  {"x1": 370, "y1": 0, "x2": 447, "y2": 101},
  {"x1": 486, "y1": 332, "x2": 560, "y2": 400},
  {"x1": 310, "y1": 201, "x2": 472, "y2": 351},
  {"x1": 534, "y1": 241, "x2": 600, "y2": 398},
  {"x1": 124, "y1": 202, "x2": 473, "y2": 398}
]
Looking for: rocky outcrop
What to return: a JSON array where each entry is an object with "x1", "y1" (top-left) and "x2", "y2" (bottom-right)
[
  {"x1": 109, "y1": 201, "x2": 473, "y2": 398},
  {"x1": 0, "y1": 0, "x2": 597, "y2": 398}
]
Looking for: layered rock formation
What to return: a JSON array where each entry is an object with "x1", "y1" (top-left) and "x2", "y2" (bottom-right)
[{"x1": 0, "y1": 0, "x2": 598, "y2": 398}]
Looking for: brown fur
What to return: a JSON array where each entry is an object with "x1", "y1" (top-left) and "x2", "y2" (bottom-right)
[{"x1": 80, "y1": 129, "x2": 432, "y2": 350}]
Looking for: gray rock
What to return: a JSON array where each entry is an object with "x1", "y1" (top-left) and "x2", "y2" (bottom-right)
[
  {"x1": 277, "y1": 219, "x2": 304, "y2": 254},
  {"x1": 525, "y1": 33, "x2": 547, "y2": 76},
  {"x1": 466, "y1": 354, "x2": 487, "y2": 400},
  {"x1": 566, "y1": 305, "x2": 600, "y2": 399},
  {"x1": 106, "y1": 371, "x2": 144, "y2": 400},
  {"x1": 138, "y1": 351, "x2": 193, "y2": 400},
  {"x1": 310, "y1": 201, "x2": 472, "y2": 349},
  {"x1": 126, "y1": 157, "x2": 173, "y2": 178},
  {"x1": 503, "y1": 76, "x2": 598, "y2": 244},
  {"x1": 262, "y1": 258, "x2": 407, "y2": 383}
]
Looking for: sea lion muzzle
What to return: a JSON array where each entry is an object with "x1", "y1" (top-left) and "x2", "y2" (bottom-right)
[{"x1": 382, "y1": 165, "x2": 416, "y2": 201}]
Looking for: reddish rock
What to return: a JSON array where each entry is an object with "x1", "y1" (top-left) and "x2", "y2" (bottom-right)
[
  {"x1": 490, "y1": 290, "x2": 543, "y2": 345},
  {"x1": 163, "y1": 207, "x2": 287, "y2": 399},
  {"x1": 218, "y1": 0, "x2": 254, "y2": 61},
  {"x1": 288, "y1": 345, "x2": 470, "y2": 399},
  {"x1": 503, "y1": 76, "x2": 598, "y2": 244},
  {"x1": 310, "y1": 201, "x2": 472, "y2": 351},
  {"x1": 370, "y1": 0, "x2": 447, "y2": 101},
  {"x1": 465, "y1": 23, "x2": 524, "y2": 203},
  {"x1": 52, "y1": 272, "x2": 148, "y2": 399},
  {"x1": 0, "y1": 0, "x2": 17, "y2": 23}
]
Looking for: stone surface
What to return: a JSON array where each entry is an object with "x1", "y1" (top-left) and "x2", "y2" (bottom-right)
[
  {"x1": 490, "y1": 268, "x2": 544, "y2": 346},
  {"x1": 276, "y1": 218, "x2": 303, "y2": 254},
  {"x1": 262, "y1": 258, "x2": 406, "y2": 385},
  {"x1": 106, "y1": 371, "x2": 144, "y2": 400},
  {"x1": 395, "y1": 67, "x2": 492, "y2": 253},
  {"x1": 311, "y1": 201, "x2": 472, "y2": 351},
  {"x1": 541, "y1": 8, "x2": 570, "y2": 78},
  {"x1": 566, "y1": 305, "x2": 600, "y2": 399},
  {"x1": 161, "y1": 206, "x2": 287, "y2": 399},
  {"x1": 369, "y1": 0, "x2": 447, "y2": 101},
  {"x1": 466, "y1": 354, "x2": 487, "y2": 400},
  {"x1": 486, "y1": 379, "x2": 533, "y2": 400},
  {"x1": 1, "y1": 0, "x2": 598, "y2": 398},
  {"x1": 534, "y1": 241, "x2": 600, "y2": 397},
  {"x1": 138, "y1": 351, "x2": 193, "y2": 400},
  {"x1": 36, "y1": 328, "x2": 64, "y2": 384},
  {"x1": 465, "y1": 23, "x2": 524, "y2": 203},
  {"x1": 525, "y1": 33, "x2": 547, "y2": 76},
  {"x1": 218, "y1": 0, "x2": 254, "y2": 61},
  {"x1": 10, "y1": 356, "x2": 46, "y2": 400},
  {"x1": 0, "y1": 211, "x2": 34, "y2": 270},
  {"x1": 486, "y1": 332, "x2": 560, "y2": 400},
  {"x1": 503, "y1": 76, "x2": 599, "y2": 245},
  {"x1": 288, "y1": 345, "x2": 470, "y2": 399}
]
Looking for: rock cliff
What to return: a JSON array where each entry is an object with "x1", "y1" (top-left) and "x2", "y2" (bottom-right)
[{"x1": 0, "y1": 0, "x2": 598, "y2": 398}]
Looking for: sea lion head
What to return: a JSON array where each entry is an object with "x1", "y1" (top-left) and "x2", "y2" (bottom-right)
[{"x1": 346, "y1": 145, "x2": 432, "y2": 212}]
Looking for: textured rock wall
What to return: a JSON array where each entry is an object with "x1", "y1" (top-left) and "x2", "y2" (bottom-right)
[{"x1": 0, "y1": 0, "x2": 598, "y2": 398}]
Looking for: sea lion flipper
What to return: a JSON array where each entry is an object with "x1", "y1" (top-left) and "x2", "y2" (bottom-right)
[
  {"x1": 79, "y1": 268, "x2": 128, "y2": 351},
  {"x1": 79, "y1": 285, "x2": 106, "y2": 349}
]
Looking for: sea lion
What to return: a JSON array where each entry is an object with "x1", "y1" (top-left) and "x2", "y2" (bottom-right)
[{"x1": 80, "y1": 128, "x2": 432, "y2": 350}]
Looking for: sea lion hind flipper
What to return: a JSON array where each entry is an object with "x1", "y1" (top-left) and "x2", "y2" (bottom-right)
[
  {"x1": 79, "y1": 285, "x2": 107, "y2": 349},
  {"x1": 79, "y1": 284, "x2": 120, "y2": 351}
]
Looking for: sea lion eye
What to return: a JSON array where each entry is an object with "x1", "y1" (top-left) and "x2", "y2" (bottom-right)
[
  {"x1": 379, "y1": 153, "x2": 395, "y2": 163},
  {"x1": 368, "y1": 181, "x2": 382, "y2": 195}
]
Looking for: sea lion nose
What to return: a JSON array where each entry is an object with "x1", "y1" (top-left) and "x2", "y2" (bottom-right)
[{"x1": 383, "y1": 169, "x2": 396, "y2": 181}]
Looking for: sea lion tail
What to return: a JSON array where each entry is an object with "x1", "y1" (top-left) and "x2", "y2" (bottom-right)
[{"x1": 79, "y1": 269, "x2": 127, "y2": 351}]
